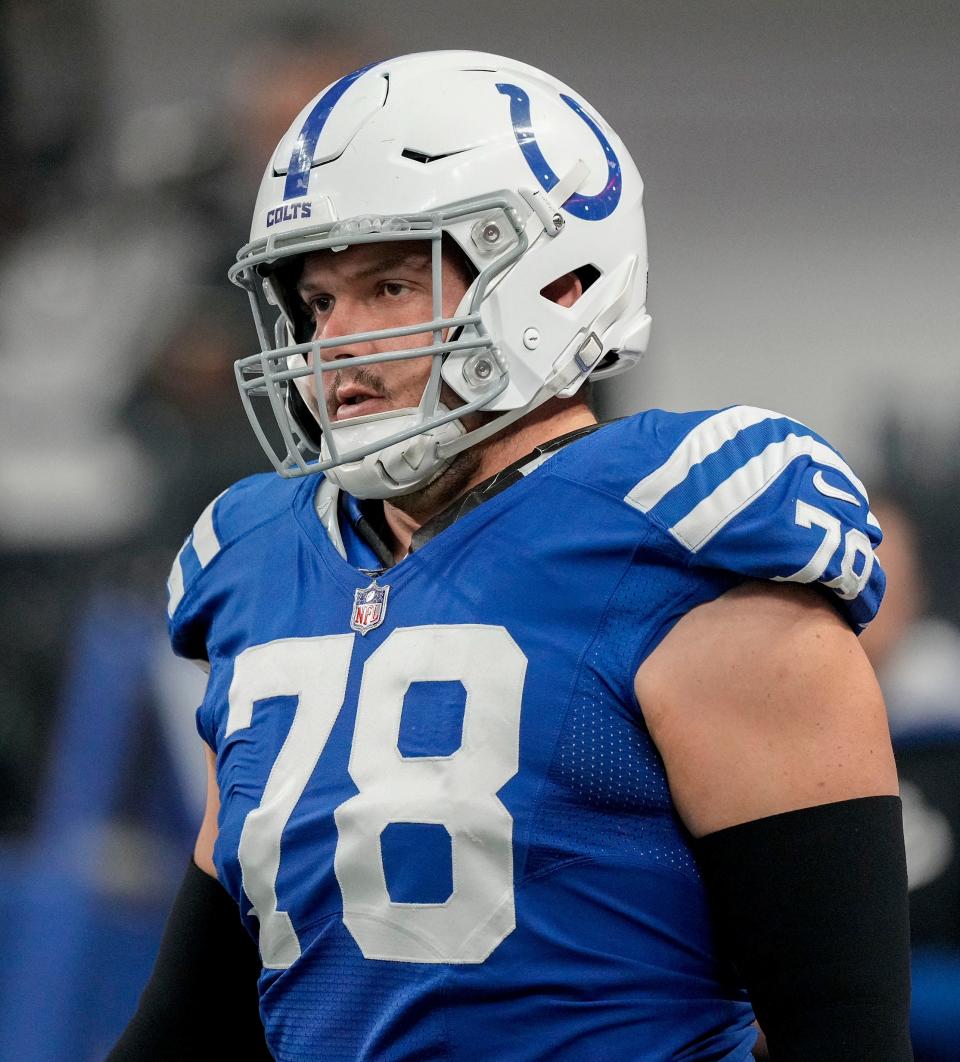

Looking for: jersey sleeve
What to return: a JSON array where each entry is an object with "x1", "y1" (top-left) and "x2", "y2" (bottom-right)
[
  {"x1": 166, "y1": 488, "x2": 230, "y2": 666},
  {"x1": 166, "y1": 471, "x2": 298, "y2": 663},
  {"x1": 624, "y1": 406, "x2": 884, "y2": 631}
]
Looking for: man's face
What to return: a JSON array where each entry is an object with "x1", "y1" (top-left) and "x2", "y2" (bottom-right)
[{"x1": 295, "y1": 240, "x2": 473, "y2": 423}]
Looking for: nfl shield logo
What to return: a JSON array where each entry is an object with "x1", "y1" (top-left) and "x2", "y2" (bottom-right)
[{"x1": 351, "y1": 581, "x2": 390, "y2": 635}]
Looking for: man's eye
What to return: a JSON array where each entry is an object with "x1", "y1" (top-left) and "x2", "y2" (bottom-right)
[
  {"x1": 307, "y1": 295, "x2": 333, "y2": 314},
  {"x1": 381, "y1": 281, "x2": 409, "y2": 298}
]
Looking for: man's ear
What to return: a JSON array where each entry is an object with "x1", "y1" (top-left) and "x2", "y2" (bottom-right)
[{"x1": 540, "y1": 272, "x2": 583, "y2": 308}]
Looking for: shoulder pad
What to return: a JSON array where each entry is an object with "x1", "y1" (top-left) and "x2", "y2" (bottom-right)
[{"x1": 623, "y1": 406, "x2": 884, "y2": 630}]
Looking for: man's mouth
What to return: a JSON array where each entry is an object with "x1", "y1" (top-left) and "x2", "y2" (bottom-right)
[{"x1": 332, "y1": 384, "x2": 388, "y2": 421}]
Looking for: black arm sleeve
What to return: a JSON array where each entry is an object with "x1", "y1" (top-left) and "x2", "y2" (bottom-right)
[
  {"x1": 108, "y1": 859, "x2": 273, "y2": 1061},
  {"x1": 694, "y1": 795, "x2": 912, "y2": 1062}
]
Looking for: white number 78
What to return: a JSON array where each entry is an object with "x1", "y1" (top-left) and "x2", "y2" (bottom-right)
[
  {"x1": 225, "y1": 624, "x2": 527, "y2": 968},
  {"x1": 775, "y1": 499, "x2": 875, "y2": 601}
]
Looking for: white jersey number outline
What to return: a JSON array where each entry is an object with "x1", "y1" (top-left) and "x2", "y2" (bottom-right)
[{"x1": 226, "y1": 625, "x2": 527, "y2": 968}]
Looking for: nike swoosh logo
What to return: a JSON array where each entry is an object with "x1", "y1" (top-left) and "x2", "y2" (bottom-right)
[{"x1": 812, "y1": 469, "x2": 860, "y2": 506}]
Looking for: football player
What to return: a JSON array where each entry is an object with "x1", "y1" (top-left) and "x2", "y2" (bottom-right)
[{"x1": 111, "y1": 52, "x2": 911, "y2": 1061}]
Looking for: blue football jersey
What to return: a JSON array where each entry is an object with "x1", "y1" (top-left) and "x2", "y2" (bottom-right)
[{"x1": 167, "y1": 407, "x2": 884, "y2": 1061}]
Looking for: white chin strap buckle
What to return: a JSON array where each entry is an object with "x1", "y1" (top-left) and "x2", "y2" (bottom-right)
[{"x1": 321, "y1": 410, "x2": 465, "y2": 500}]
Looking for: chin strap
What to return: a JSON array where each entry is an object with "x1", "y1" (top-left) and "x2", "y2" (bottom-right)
[{"x1": 323, "y1": 410, "x2": 465, "y2": 500}]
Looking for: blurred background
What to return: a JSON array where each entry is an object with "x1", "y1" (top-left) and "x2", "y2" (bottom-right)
[{"x1": 0, "y1": 1, "x2": 957, "y2": 1058}]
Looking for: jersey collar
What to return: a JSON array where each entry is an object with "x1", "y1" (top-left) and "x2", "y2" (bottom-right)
[{"x1": 341, "y1": 422, "x2": 605, "y2": 570}]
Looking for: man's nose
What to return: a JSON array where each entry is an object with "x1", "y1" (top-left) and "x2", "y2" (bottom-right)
[{"x1": 315, "y1": 300, "x2": 376, "y2": 363}]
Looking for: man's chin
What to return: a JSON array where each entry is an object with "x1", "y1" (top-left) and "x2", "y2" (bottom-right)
[{"x1": 383, "y1": 445, "x2": 484, "y2": 522}]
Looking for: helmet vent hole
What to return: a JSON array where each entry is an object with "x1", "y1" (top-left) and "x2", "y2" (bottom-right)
[
  {"x1": 573, "y1": 264, "x2": 601, "y2": 294},
  {"x1": 401, "y1": 148, "x2": 468, "y2": 165},
  {"x1": 540, "y1": 264, "x2": 600, "y2": 307}
]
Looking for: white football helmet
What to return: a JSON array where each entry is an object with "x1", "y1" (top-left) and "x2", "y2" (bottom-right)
[{"x1": 229, "y1": 50, "x2": 651, "y2": 498}]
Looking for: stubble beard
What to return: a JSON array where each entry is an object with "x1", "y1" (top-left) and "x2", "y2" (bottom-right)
[
  {"x1": 384, "y1": 440, "x2": 486, "y2": 523},
  {"x1": 323, "y1": 366, "x2": 386, "y2": 415},
  {"x1": 324, "y1": 363, "x2": 491, "y2": 523}
]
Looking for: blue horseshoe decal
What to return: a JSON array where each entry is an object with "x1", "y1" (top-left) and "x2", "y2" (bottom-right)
[
  {"x1": 283, "y1": 60, "x2": 382, "y2": 201},
  {"x1": 496, "y1": 83, "x2": 621, "y2": 220}
]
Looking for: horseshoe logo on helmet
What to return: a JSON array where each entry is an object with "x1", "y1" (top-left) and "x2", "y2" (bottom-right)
[{"x1": 496, "y1": 83, "x2": 622, "y2": 220}]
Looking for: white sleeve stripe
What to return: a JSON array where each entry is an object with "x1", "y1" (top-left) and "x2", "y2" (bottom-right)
[
  {"x1": 624, "y1": 406, "x2": 788, "y2": 512},
  {"x1": 867, "y1": 511, "x2": 881, "y2": 529},
  {"x1": 166, "y1": 539, "x2": 189, "y2": 618},
  {"x1": 166, "y1": 489, "x2": 229, "y2": 619},
  {"x1": 192, "y1": 489, "x2": 227, "y2": 568},
  {"x1": 669, "y1": 433, "x2": 868, "y2": 552}
]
